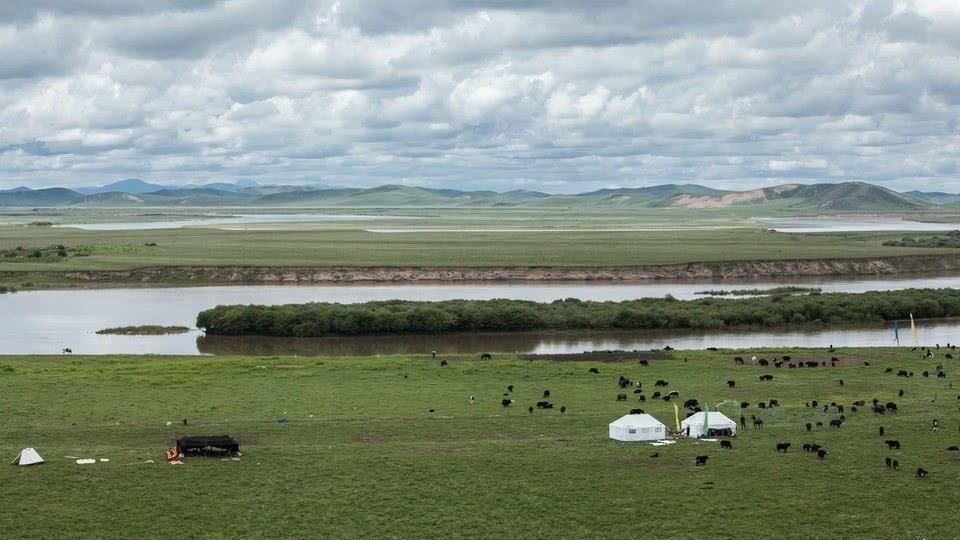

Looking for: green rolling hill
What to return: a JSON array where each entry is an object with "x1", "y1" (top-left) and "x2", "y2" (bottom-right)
[{"x1": 0, "y1": 181, "x2": 937, "y2": 212}]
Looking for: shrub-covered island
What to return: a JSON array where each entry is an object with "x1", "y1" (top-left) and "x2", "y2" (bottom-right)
[{"x1": 197, "y1": 288, "x2": 960, "y2": 337}]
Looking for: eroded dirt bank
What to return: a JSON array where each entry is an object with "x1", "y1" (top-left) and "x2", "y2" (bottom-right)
[{"x1": 52, "y1": 254, "x2": 960, "y2": 284}]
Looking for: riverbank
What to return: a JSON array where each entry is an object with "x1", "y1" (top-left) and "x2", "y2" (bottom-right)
[
  {"x1": 0, "y1": 350, "x2": 956, "y2": 538},
  {"x1": 4, "y1": 253, "x2": 960, "y2": 289}
]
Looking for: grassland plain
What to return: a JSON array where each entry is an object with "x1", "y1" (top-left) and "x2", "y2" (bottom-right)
[
  {"x1": 1, "y1": 349, "x2": 959, "y2": 538},
  {"x1": 0, "y1": 223, "x2": 956, "y2": 289}
]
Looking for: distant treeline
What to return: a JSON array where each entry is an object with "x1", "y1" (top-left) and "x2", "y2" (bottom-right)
[
  {"x1": 694, "y1": 286, "x2": 822, "y2": 296},
  {"x1": 883, "y1": 230, "x2": 960, "y2": 248},
  {"x1": 196, "y1": 288, "x2": 960, "y2": 337}
]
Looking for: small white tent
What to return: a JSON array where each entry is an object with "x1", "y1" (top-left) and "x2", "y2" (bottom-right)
[
  {"x1": 11, "y1": 448, "x2": 44, "y2": 466},
  {"x1": 609, "y1": 414, "x2": 668, "y2": 441},
  {"x1": 680, "y1": 411, "x2": 737, "y2": 438}
]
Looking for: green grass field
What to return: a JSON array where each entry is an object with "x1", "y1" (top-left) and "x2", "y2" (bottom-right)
[
  {"x1": 1, "y1": 206, "x2": 958, "y2": 288},
  {"x1": 2, "y1": 349, "x2": 958, "y2": 538},
  {"x1": 0, "y1": 225, "x2": 951, "y2": 272}
]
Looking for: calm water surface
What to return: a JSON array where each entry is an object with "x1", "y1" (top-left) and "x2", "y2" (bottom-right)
[
  {"x1": 58, "y1": 213, "x2": 409, "y2": 230},
  {"x1": 758, "y1": 217, "x2": 959, "y2": 233},
  {"x1": 3, "y1": 274, "x2": 959, "y2": 355}
]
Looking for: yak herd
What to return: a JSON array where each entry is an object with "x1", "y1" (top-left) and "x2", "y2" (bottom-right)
[
  {"x1": 699, "y1": 350, "x2": 956, "y2": 479},
  {"x1": 441, "y1": 347, "x2": 956, "y2": 480}
]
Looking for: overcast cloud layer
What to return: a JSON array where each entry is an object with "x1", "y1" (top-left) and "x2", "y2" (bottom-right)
[{"x1": 2, "y1": 0, "x2": 960, "y2": 192}]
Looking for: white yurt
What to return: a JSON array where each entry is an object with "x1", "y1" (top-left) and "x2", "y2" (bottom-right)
[
  {"x1": 680, "y1": 411, "x2": 737, "y2": 438},
  {"x1": 609, "y1": 414, "x2": 668, "y2": 441}
]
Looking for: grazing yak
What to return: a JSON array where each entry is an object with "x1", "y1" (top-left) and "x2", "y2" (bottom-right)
[
  {"x1": 734, "y1": 356, "x2": 745, "y2": 365},
  {"x1": 720, "y1": 440, "x2": 733, "y2": 449},
  {"x1": 885, "y1": 457, "x2": 892, "y2": 467},
  {"x1": 480, "y1": 353, "x2": 492, "y2": 360},
  {"x1": 638, "y1": 395, "x2": 646, "y2": 402},
  {"x1": 776, "y1": 443, "x2": 791, "y2": 453},
  {"x1": 629, "y1": 408, "x2": 645, "y2": 414},
  {"x1": 759, "y1": 374, "x2": 774, "y2": 381},
  {"x1": 740, "y1": 401, "x2": 749, "y2": 409},
  {"x1": 727, "y1": 380, "x2": 736, "y2": 388},
  {"x1": 654, "y1": 380, "x2": 669, "y2": 387},
  {"x1": 695, "y1": 455, "x2": 709, "y2": 466},
  {"x1": 805, "y1": 422, "x2": 812, "y2": 432},
  {"x1": 916, "y1": 467, "x2": 928, "y2": 478},
  {"x1": 829, "y1": 419, "x2": 844, "y2": 428},
  {"x1": 652, "y1": 391, "x2": 662, "y2": 399},
  {"x1": 543, "y1": 390, "x2": 551, "y2": 398},
  {"x1": 588, "y1": 368, "x2": 599, "y2": 374},
  {"x1": 440, "y1": 360, "x2": 448, "y2": 366},
  {"x1": 817, "y1": 449, "x2": 828, "y2": 459},
  {"x1": 885, "y1": 440, "x2": 901, "y2": 450},
  {"x1": 616, "y1": 394, "x2": 627, "y2": 402},
  {"x1": 886, "y1": 402, "x2": 898, "y2": 412},
  {"x1": 501, "y1": 399, "x2": 514, "y2": 407},
  {"x1": 560, "y1": 406, "x2": 566, "y2": 414}
]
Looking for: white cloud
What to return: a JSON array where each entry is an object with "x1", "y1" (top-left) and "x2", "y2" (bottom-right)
[{"x1": 1, "y1": 0, "x2": 960, "y2": 192}]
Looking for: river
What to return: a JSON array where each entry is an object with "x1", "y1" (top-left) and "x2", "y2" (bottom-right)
[{"x1": 2, "y1": 274, "x2": 959, "y2": 355}]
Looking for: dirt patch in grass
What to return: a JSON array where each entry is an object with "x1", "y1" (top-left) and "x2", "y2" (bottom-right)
[{"x1": 353, "y1": 432, "x2": 387, "y2": 445}]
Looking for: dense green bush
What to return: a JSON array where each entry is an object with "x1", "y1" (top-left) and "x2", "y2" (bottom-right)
[
  {"x1": 883, "y1": 230, "x2": 960, "y2": 248},
  {"x1": 196, "y1": 288, "x2": 960, "y2": 337}
]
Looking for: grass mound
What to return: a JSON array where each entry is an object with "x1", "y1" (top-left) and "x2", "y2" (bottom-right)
[{"x1": 95, "y1": 325, "x2": 191, "y2": 335}]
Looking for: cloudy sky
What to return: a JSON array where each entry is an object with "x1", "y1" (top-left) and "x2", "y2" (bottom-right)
[{"x1": 2, "y1": 1, "x2": 960, "y2": 193}]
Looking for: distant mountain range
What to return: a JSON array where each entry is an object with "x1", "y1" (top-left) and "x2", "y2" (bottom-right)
[{"x1": 0, "y1": 180, "x2": 952, "y2": 211}]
